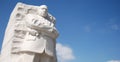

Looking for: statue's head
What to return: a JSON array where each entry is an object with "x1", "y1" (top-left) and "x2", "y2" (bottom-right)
[{"x1": 38, "y1": 5, "x2": 48, "y2": 17}]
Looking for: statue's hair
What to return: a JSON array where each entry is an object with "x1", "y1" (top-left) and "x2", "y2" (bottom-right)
[{"x1": 39, "y1": 5, "x2": 48, "y2": 9}]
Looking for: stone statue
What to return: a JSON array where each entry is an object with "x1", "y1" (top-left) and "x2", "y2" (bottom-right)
[{"x1": 0, "y1": 2, "x2": 59, "y2": 62}]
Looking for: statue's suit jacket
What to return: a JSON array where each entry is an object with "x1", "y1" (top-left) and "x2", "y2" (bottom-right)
[
  {"x1": 20, "y1": 14, "x2": 57, "y2": 57},
  {"x1": 21, "y1": 33, "x2": 56, "y2": 57}
]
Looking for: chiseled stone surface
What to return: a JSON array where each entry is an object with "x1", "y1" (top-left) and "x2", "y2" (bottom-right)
[{"x1": 0, "y1": 2, "x2": 59, "y2": 62}]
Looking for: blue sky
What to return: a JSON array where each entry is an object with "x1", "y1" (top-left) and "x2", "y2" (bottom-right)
[{"x1": 0, "y1": 0, "x2": 120, "y2": 62}]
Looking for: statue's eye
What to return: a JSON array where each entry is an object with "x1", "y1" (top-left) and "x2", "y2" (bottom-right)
[{"x1": 41, "y1": 8, "x2": 47, "y2": 11}]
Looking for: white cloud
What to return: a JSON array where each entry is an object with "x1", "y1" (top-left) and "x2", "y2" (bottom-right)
[
  {"x1": 107, "y1": 60, "x2": 120, "y2": 62},
  {"x1": 56, "y1": 43, "x2": 75, "y2": 62}
]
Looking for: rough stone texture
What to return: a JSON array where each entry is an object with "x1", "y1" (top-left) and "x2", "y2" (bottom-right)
[{"x1": 0, "y1": 2, "x2": 59, "y2": 62}]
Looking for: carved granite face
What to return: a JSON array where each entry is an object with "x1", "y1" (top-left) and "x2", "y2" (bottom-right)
[{"x1": 38, "y1": 5, "x2": 48, "y2": 17}]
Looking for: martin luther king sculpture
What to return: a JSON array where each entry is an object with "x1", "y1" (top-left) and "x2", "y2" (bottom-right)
[{"x1": 0, "y1": 2, "x2": 59, "y2": 62}]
